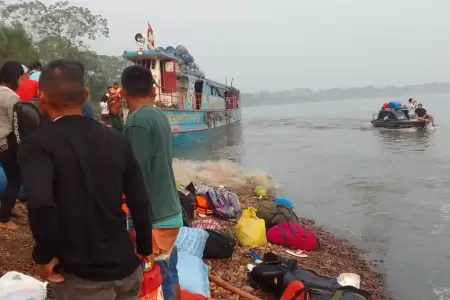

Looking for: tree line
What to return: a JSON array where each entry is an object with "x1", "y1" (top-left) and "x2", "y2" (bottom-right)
[{"x1": 0, "y1": 0, "x2": 131, "y2": 106}]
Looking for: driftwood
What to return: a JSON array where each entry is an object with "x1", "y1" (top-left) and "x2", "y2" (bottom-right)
[{"x1": 208, "y1": 274, "x2": 261, "y2": 300}]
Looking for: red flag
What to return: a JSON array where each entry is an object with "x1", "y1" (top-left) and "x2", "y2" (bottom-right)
[{"x1": 147, "y1": 22, "x2": 154, "y2": 48}]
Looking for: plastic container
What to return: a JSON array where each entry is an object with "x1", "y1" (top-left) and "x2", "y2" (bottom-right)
[
  {"x1": 388, "y1": 101, "x2": 401, "y2": 109},
  {"x1": 337, "y1": 273, "x2": 361, "y2": 289}
]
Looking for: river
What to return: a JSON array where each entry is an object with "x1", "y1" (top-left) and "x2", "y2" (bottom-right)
[{"x1": 173, "y1": 93, "x2": 450, "y2": 300}]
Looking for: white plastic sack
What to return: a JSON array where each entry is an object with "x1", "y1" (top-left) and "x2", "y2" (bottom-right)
[{"x1": 0, "y1": 271, "x2": 47, "y2": 300}]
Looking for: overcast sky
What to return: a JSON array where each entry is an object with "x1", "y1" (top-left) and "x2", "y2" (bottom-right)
[{"x1": 44, "y1": 0, "x2": 450, "y2": 92}]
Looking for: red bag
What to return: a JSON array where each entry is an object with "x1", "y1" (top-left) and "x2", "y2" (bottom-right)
[
  {"x1": 139, "y1": 264, "x2": 163, "y2": 300},
  {"x1": 266, "y1": 222, "x2": 319, "y2": 251},
  {"x1": 180, "y1": 290, "x2": 216, "y2": 300},
  {"x1": 280, "y1": 281, "x2": 311, "y2": 300}
]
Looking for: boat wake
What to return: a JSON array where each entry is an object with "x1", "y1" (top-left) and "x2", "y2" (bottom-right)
[
  {"x1": 247, "y1": 117, "x2": 370, "y2": 131},
  {"x1": 172, "y1": 159, "x2": 280, "y2": 192}
]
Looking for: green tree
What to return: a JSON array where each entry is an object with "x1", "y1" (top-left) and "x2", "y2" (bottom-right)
[
  {"x1": 0, "y1": 0, "x2": 109, "y2": 48},
  {"x1": 0, "y1": 0, "x2": 121, "y2": 102},
  {"x1": 0, "y1": 25, "x2": 39, "y2": 66}
]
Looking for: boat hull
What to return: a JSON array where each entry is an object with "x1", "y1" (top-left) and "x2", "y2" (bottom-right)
[
  {"x1": 371, "y1": 119, "x2": 429, "y2": 129},
  {"x1": 164, "y1": 108, "x2": 242, "y2": 147}
]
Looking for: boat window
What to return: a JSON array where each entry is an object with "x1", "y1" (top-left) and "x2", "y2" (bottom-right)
[
  {"x1": 377, "y1": 110, "x2": 388, "y2": 120},
  {"x1": 137, "y1": 59, "x2": 155, "y2": 70},
  {"x1": 165, "y1": 61, "x2": 174, "y2": 72},
  {"x1": 392, "y1": 110, "x2": 407, "y2": 120}
]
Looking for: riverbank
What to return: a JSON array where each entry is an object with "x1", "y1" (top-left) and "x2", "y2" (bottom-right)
[
  {"x1": 206, "y1": 187, "x2": 391, "y2": 300},
  {"x1": 0, "y1": 160, "x2": 392, "y2": 299}
]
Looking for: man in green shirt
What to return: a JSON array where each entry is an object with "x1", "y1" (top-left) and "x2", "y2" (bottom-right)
[{"x1": 122, "y1": 65, "x2": 182, "y2": 300}]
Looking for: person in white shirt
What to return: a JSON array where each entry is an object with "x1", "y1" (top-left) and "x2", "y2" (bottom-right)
[{"x1": 100, "y1": 87, "x2": 111, "y2": 124}]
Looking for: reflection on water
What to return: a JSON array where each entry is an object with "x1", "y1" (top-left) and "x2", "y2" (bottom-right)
[{"x1": 172, "y1": 124, "x2": 243, "y2": 162}]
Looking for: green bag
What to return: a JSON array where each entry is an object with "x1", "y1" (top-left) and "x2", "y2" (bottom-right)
[{"x1": 255, "y1": 202, "x2": 300, "y2": 229}]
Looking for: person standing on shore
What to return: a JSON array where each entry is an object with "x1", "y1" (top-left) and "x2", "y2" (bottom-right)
[
  {"x1": 0, "y1": 61, "x2": 27, "y2": 230},
  {"x1": 122, "y1": 65, "x2": 182, "y2": 300},
  {"x1": 18, "y1": 59, "x2": 153, "y2": 299}
]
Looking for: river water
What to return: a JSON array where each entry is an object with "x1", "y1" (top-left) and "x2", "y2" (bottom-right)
[{"x1": 173, "y1": 94, "x2": 450, "y2": 300}]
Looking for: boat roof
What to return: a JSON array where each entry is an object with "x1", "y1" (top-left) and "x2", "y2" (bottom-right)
[
  {"x1": 122, "y1": 48, "x2": 238, "y2": 91},
  {"x1": 122, "y1": 49, "x2": 182, "y2": 62}
]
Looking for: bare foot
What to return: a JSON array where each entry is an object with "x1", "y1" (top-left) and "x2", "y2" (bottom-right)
[
  {"x1": 11, "y1": 207, "x2": 26, "y2": 218},
  {"x1": 0, "y1": 221, "x2": 17, "y2": 230}
]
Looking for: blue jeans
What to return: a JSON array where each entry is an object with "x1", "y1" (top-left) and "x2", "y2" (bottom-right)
[{"x1": 156, "y1": 246, "x2": 179, "y2": 299}]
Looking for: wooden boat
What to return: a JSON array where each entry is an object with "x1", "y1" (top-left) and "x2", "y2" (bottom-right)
[{"x1": 122, "y1": 25, "x2": 241, "y2": 147}]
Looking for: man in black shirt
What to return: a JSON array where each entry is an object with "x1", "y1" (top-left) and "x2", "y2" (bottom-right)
[
  {"x1": 18, "y1": 59, "x2": 152, "y2": 299},
  {"x1": 415, "y1": 103, "x2": 435, "y2": 126}
]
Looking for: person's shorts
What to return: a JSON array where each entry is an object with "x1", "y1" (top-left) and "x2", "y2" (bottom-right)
[{"x1": 157, "y1": 245, "x2": 179, "y2": 299}]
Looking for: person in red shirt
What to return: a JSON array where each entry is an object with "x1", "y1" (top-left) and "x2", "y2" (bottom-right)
[{"x1": 16, "y1": 75, "x2": 38, "y2": 102}]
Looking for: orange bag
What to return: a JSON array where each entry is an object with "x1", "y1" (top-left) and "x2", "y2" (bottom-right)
[
  {"x1": 280, "y1": 281, "x2": 310, "y2": 300},
  {"x1": 194, "y1": 195, "x2": 214, "y2": 215}
]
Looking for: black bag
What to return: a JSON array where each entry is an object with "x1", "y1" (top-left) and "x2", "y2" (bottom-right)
[
  {"x1": 9, "y1": 101, "x2": 43, "y2": 150},
  {"x1": 203, "y1": 229, "x2": 236, "y2": 259},
  {"x1": 282, "y1": 269, "x2": 371, "y2": 300},
  {"x1": 177, "y1": 182, "x2": 197, "y2": 227},
  {"x1": 178, "y1": 191, "x2": 195, "y2": 227},
  {"x1": 248, "y1": 252, "x2": 298, "y2": 296}
]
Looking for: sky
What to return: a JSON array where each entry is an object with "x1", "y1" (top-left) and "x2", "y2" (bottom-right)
[{"x1": 41, "y1": 0, "x2": 450, "y2": 92}]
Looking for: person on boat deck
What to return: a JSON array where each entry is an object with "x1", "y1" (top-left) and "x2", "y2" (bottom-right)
[
  {"x1": 107, "y1": 82, "x2": 124, "y2": 132},
  {"x1": 415, "y1": 103, "x2": 435, "y2": 126},
  {"x1": 100, "y1": 86, "x2": 111, "y2": 124},
  {"x1": 17, "y1": 59, "x2": 153, "y2": 300},
  {"x1": 407, "y1": 98, "x2": 415, "y2": 118},
  {"x1": 122, "y1": 65, "x2": 182, "y2": 300},
  {"x1": 0, "y1": 61, "x2": 27, "y2": 230}
]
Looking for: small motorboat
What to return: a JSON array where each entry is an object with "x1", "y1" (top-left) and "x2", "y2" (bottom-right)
[{"x1": 371, "y1": 109, "x2": 430, "y2": 129}]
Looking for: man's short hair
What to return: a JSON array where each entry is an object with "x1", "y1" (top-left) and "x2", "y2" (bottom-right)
[
  {"x1": 28, "y1": 60, "x2": 42, "y2": 70},
  {"x1": 121, "y1": 65, "x2": 154, "y2": 97},
  {"x1": 39, "y1": 59, "x2": 85, "y2": 107}
]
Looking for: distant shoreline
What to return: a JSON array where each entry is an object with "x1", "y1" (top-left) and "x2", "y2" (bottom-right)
[{"x1": 242, "y1": 83, "x2": 450, "y2": 107}]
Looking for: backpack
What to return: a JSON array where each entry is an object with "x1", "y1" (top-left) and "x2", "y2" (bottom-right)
[
  {"x1": 206, "y1": 187, "x2": 241, "y2": 218},
  {"x1": 11, "y1": 101, "x2": 43, "y2": 147},
  {"x1": 281, "y1": 269, "x2": 371, "y2": 300},
  {"x1": 248, "y1": 252, "x2": 298, "y2": 296},
  {"x1": 267, "y1": 222, "x2": 319, "y2": 251},
  {"x1": 178, "y1": 191, "x2": 195, "y2": 227},
  {"x1": 255, "y1": 202, "x2": 300, "y2": 229},
  {"x1": 203, "y1": 229, "x2": 236, "y2": 259}
]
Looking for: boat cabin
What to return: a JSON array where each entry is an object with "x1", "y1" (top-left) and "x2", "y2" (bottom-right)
[
  {"x1": 375, "y1": 109, "x2": 409, "y2": 121},
  {"x1": 122, "y1": 49, "x2": 240, "y2": 111}
]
